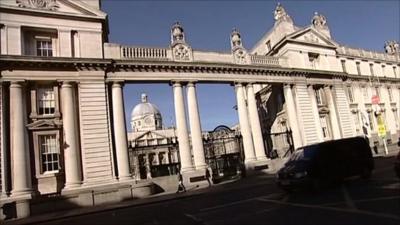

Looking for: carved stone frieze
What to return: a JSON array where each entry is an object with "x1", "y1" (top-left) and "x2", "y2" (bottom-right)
[{"x1": 16, "y1": 0, "x2": 59, "y2": 11}]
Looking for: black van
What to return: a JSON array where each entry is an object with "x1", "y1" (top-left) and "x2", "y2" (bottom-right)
[{"x1": 276, "y1": 136, "x2": 374, "y2": 191}]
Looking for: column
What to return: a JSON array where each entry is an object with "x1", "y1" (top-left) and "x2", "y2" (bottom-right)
[
  {"x1": 235, "y1": 83, "x2": 256, "y2": 163},
  {"x1": 61, "y1": 82, "x2": 82, "y2": 188},
  {"x1": 307, "y1": 85, "x2": 324, "y2": 142},
  {"x1": 246, "y1": 84, "x2": 267, "y2": 160},
  {"x1": 10, "y1": 82, "x2": 32, "y2": 196},
  {"x1": 111, "y1": 82, "x2": 131, "y2": 180},
  {"x1": 187, "y1": 82, "x2": 207, "y2": 169},
  {"x1": 173, "y1": 82, "x2": 194, "y2": 172},
  {"x1": 324, "y1": 85, "x2": 342, "y2": 139},
  {"x1": 283, "y1": 84, "x2": 302, "y2": 149}
]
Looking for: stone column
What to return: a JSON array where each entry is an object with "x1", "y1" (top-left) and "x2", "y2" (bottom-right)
[
  {"x1": 246, "y1": 84, "x2": 267, "y2": 160},
  {"x1": 187, "y1": 82, "x2": 207, "y2": 169},
  {"x1": 307, "y1": 85, "x2": 324, "y2": 142},
  {"x1": 111, "y1": 82, "x2": 131, "y2": 181},
  {"x1": 173, "y1": 82, "x2": 194, "y2": 172},
  {"x1": 235, "y1": 83, "x2": 256, "y2": 164},
  {"x1": 283, "y1": 84, "x2": 302, "y2": 149},
  {"x1": 61, "y1": 82, "x2": 82, "y2": 189},
  {"x1": 10, "y1": 81, "x2": 32, "y2": 196},
  {"x1": 324, "y1": 85, "x2": 342, "y2": 139}
]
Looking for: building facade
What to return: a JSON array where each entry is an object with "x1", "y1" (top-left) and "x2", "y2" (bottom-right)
[{"x1": 0, "y1": 0, "x2": 399, "y2": 220}]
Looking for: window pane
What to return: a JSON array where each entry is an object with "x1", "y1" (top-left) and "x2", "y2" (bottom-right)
[{"x1": 38, "y1": 134, "x2": 60, "y2": 173}]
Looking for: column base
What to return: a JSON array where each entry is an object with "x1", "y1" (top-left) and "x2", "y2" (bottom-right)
[
  {"x1": 63, "y1": 182, "x2": 82, "y2": 190},
  {"x1": 244, "y1": 159, "x2": 273, "y2": 175},
  {"x1": 182, "y1": 169, "x2": 212, "y2": 189},
  {"x1": 180, "y1": 166, "x2": 195, "y2": 173},
  {"x1": 10, "y1": 189, "x2": 34, "y2": 198},
  {"x1": 118, "y1": 176, "x2": 133, "y2": 182}
]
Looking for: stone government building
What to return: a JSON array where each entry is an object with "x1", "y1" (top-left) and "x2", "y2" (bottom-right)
[{"x1": 0, "y1": 0, "x2": 399, "y2": 220}]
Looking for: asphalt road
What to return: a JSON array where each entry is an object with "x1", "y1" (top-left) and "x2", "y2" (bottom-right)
[{"x1": 29, "y1": 156, "x2": 400, "y2": 225}]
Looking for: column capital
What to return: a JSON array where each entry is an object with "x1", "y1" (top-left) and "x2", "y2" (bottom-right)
[
  {"x1": 283, "y1": 83, "x2": 293, "y2": 88},
  {"x1": 187, "y1": 82, "x2": 196, "y2": 87},
  {"x1": 234, "y1": 82, "x2": 244, "y2": 88},
  {"x1": 61, "y1": 81, "x2": 74, "y2": 88},
  {"x1": 172, "y1": 82, "x2": 182, "y2": 88},
  {"x1": 112, "y1": 81, "x2": 124, "y2": 88},
  {"x1": 10, "y1": 81, "x2": 25, "y2": 88}
]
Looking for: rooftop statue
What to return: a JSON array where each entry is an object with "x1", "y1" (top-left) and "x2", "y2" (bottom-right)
[
  {"x1": 312, "y1": 12, "x2": 327, "y2": 29},
  {"x1": 384, "y1": 40, "x2": 400, "y2": 55},
  {"x1": 171, "y1": 22, "x2": 185, "y2": 44},
  {"x1": 274, "y1": 3, "x2": 292, "y2": 23},
  {"x1": 230, "y1": 28, "x2": 242, "y2": 49}
]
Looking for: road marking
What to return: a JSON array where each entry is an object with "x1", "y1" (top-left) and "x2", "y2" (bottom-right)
[
  {"x1": 199, "y1": 193, "x2": 284, "y2": 212},
  {"x1": 185, "y1": 213, "x2": 207, "y2": 225},
  {"x1": 341, "y1": 185, "x2": 357, "y2": 210},
  {"x1": 257, "y1": 198, "x2": 400, "y2": 220}
]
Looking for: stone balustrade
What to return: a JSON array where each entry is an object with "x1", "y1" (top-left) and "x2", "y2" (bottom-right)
[
  {"x1": 250, "y1": 54, "x2": 280, "y2": 66},
  {"x1": 337, "y1": 46, "x2": 399, "y2": 62},
  {"x1": 121, "y1": 46, "x2": 169, "y2": 60},
  {"x1": 105, "y1": 43, "x2": 282, "y2": 67}
]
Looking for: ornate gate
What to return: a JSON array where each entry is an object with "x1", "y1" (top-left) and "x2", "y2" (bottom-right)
[{"x1": 203, "y1": 125, "x2": 243, "y2": 182}]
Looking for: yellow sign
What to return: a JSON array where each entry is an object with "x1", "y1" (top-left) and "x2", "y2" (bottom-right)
[{"x1": 377, "y1": 115, "x2": 386, "y2": 137}]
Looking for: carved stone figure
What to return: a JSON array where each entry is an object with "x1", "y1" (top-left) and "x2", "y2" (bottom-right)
[
  {"x1": 16, "y1": 0, "x2": 59, "y2": 10},
  {"x1": 273, "y1": 3, "x2": 292, "y2": 23},
  {"x1": 230, "y1": 28, "x2": 242, "y2": 49},
  {"x1": 384, "y1": 40, "x2": 400, "y2": 55},
  {"x1": 173, "y1": 44, "x2": 191, "y2": 61},
  {"x1": 233, "y1": 49, "x2": 248, "y2": 64},
  {"x1": 171, "y1": 22, "x2": 185, "y2": 44},
  {"x1": 312, "y1": 12, "x2": 327, "y2": 28}
]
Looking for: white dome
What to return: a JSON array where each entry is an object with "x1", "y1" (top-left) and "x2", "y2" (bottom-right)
[{"x1": 131, "y1": 102, "x2": 161, "y2": 119}]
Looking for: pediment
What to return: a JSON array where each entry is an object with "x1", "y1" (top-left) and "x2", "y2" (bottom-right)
[
  {"x1": 287, "y1": 27, "x2": 338, "y2": 48},
  {"x1": 27, "y1": 119, "x2": 62, "y2": 130},
  {"x1": 135, "y1": 131, "x2": 168, "y2": 141},
  {"x1": 1, "y1": 0, "x2": 106, "y2": 18}
]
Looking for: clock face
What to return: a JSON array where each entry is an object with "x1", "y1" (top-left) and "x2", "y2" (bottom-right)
[{"x1": 144, "y1": 117, "x2": 152, "y2": 124}]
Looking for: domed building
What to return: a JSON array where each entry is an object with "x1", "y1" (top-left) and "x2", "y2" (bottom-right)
[
  {"x1": 131, "y1": 94, "x2": 163, "y2": 132},
  {"x1": 128, "y1": 93, "x2": 180, "y2": 182}
]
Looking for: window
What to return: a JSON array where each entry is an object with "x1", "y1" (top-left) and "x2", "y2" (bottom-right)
[
  {"x1": 347, "y1": 86, "x2": 354, "y2": 103},
  {"x1": 308, "y1": 53, "x2": 319, "y2": 69},
  {"x1": 315, "y1": 88, "x2": 325, "y2": 105},
  {"x1": 356, "y1": 62, "x2": 361, "y2": 75},
  {"x1": 381, "y1": 65, "x2": 386, "y2": 76},
  {"x1": 39, "y1": 134, "x2": 60, "y2": 173},
  {"x1": 353, "y1": 112, "x2": 361, "y2": 133},
  {"x1": 394, "y1": 66, "x2": 398, "y2": 78},
  {"x1": 362, "y1": 87, "x2": 369, "y2": 102},
  {"x1": 37, "y1": 88, "x2": 55, "y2": 115},
  {"x1": 36, "y1": 39, "x2": 53, "y2": 57},
  {"x1": 368, "y1": 112, "x2": 374, "y2": 131},
  {"x1": 341, "y1": 60, "x2": 347, "y2": 73},
  {"x1": 369, "y1": 63, "x2": 374, "y2": 76},
  {"x1": 374, "y1": 87, "x2": 380, "y2": 98},
  {"x1": 388, "y1": 88, "x2": 393, "y2": 102},
  {"x1": 394, "y1": 111, "x2": 399, "y2": 129},
  {"x1": 320, "y1": 116, "x2": 331, "y2": 140},
  {"x1": 266, "y1": 40, "x2": 271, "y2": 52}
]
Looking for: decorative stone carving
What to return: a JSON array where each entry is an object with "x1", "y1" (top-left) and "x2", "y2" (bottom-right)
[
  {"x1": 16, "y1": 0, "x2": 59, "y2": 10},
  {"x1": 230, "y1": 29, "x2": 249, "y2": 64},
  {"x1": 172, "y1": 43, "x2": 192, "y2": 61},
  {"x1": 384, "y1": 40, "x2": 400, "y2": 55},
  {"x1": 312, "y1": 12, "x2": 327, "y2": 29},
  {"x1": 274, "y1": 3, "x2": 293, "y2": 23}
]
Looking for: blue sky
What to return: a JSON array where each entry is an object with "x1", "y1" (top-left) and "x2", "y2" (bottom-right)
[{"x1": 101, "y1": 0, "x2": 400, "y2": 132}]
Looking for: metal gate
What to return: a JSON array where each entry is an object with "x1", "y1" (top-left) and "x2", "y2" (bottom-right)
[
  {"x1": 203, "y1": 125, "x2": 244, "y2": 182},
  {"x1": 263, "y1": 129, "x2": 294, "y2": 158}
]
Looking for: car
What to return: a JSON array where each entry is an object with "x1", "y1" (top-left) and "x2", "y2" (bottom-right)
[{"x1": 276, "y1": 136, "x2": 374, "y2": 191}]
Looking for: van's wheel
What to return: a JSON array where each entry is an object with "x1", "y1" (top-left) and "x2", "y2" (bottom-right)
[{"x1": 360, "y1": 168, "x2": 372, "y2": 179}]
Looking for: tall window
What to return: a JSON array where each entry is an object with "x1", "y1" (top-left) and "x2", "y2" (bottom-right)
[
  {"x1": 320, "y1": 116, "x2": 331, "y2": 140},
  {"x1": 368, "y1": 112, "x2": 374, "y2": 131},
  {"x1": 381, "y1": 65, "x2": 386, "y2": 76},
  {"x1": 362, "y1": 87, "x2": 369, "y2": 102},
  {"x1": 347, "y1": 86, "x2": 354, "y2": 103},
  {"x1": 388, "y1": 87, "x2": 393, "y2": 102},
  {"x1": 37, "y1": 88, "x2": 55, "y2": 115},
  {"x1": 315, "y1": 88, "x2": 325, "y2": 105},
  {"x1": 369, "y1": 63, "x2": 374, "y2": 76},
  {"x1": 341, "y1": 60, "x2": 347, "y2": 73},
  {"x1": 353, "y1": 112, "x2": 361, "y2": 133},
  {"x1": 39, "y1": 134, "x2": 60, "y2": 173},
  {"x1": 36, "y1": 39, "x2": 53, "y2": 57},
  {"x1": 394, "y1": 66, "x2": 398, "y2": 78},
  {"x1": 356, "y1": 62, "x2": 361, "y2": 75},
  {"x1": 374, "y1": 87, "x2": 380, "y2": 98}
]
